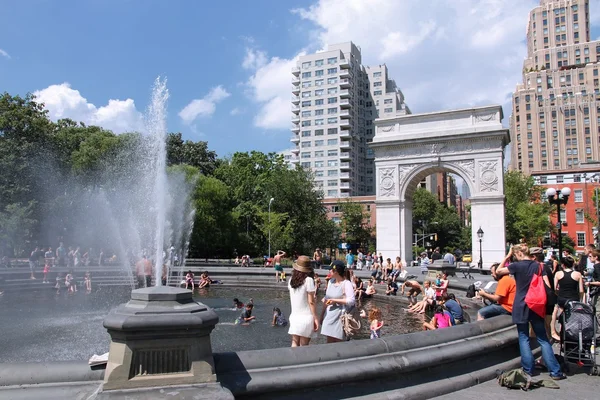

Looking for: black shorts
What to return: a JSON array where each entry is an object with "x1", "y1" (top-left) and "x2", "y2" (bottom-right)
[
  {"x1": 408, "y1": 288, "x2": 421, "y2": 297},
  {"x1": 557, "y1": 296, "x2": 578, "y2": 308}
]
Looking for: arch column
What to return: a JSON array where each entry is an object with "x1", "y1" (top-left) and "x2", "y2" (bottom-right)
[
  {"x1": 375, "y1": 199, "x2": 413, "y2": 262},
  {"x1": 469, "y1": 196, "x2": 506, "y2": 269}
]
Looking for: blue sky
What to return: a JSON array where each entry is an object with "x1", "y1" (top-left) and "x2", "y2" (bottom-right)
[{"x1": 2, "y1": 0, "x2": 600, "y2": 158}]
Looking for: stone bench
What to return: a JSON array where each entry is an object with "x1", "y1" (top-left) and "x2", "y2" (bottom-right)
[{"x1": 427, "y1": 260, "x2": 457, "y2": 277}]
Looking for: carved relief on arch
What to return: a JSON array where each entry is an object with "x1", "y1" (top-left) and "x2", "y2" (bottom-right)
[
  {"x1": 455, "y1": 160, "x2": 475, "y2": 182},
  {"x1": 397, "y1": 165, "x2": 417, "y2": 192},
  {"x1": 379, "y1": 167, "x2": 397, "y2": 197},
  {"x1": 479, "y1": 160, "x2": 499, "y2": 192}
]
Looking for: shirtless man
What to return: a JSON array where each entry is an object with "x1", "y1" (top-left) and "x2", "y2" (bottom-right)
[
  {"x1": 313, "y1": 248, "x2": 323, "y2": 269},
  {"x1": 401, "y1": 280, "x2": 422, "y2": 306},
  {"x1": 273, "y1": 250, "x2": 286, "y2": 282}
]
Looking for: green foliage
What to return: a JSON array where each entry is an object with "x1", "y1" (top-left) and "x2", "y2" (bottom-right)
[
  {"x1": 504, "y1": 170, "x2": 552, "y2": 245},
  {"x1": 411, "y1": 188, "x2": 466, "y2": 251},
  {"x1": 338, "y1": 200, "x2": 373, "y2": 248}
]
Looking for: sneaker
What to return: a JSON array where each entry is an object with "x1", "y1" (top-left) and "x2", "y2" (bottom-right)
[{"x1": 550, "y1": 373, "x2": 567, "y2": 380}]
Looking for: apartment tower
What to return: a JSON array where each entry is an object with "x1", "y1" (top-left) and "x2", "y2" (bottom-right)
[
  {"x1": 510, "y1": 0, "x2": 600, "y2": 174},
  {"x1": 290, "y1": 42, "x2": 410, "y2": 198}
]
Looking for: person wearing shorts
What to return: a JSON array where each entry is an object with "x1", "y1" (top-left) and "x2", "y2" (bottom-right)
[
  {"x1": 274, "y1": 250, "x2": 286, "y2": 283},
  {"x1": 401, "y1": 280, "x2": 422, "y2": 305}
]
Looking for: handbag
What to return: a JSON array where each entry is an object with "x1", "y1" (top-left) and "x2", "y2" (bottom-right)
[
  {"x1": 341, "y1": 307, "x2": 362, "y2": 337},
  {"x1": 525, "y1": 262, "x2": 547, "y2": 318}
]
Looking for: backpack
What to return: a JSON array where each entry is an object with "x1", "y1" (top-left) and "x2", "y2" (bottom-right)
[
  {"x1": 525, "y1": 262, "x2": 547, "y2": 318},
  {"x1": 466, "y1": 283, "x2": 476, "y2": 298},
  {"x1": 496, "y1": 369, "x2": 559, "y2": 391}
]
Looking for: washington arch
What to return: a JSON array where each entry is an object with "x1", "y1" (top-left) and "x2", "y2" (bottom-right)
[{"x1": 371, "y1": 105, "x2": 510, "y2": 269}]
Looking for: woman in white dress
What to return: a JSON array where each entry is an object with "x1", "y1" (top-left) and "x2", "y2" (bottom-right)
[{"x1": 288, "y1": 255, "x2": 319, "y2": 347}]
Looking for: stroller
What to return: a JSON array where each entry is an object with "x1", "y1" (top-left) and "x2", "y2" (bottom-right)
[{"x1": 558, "y1": 291, "x2": 599, "y2": 375}]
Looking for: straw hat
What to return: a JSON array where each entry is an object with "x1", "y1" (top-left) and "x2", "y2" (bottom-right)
[{"x1": 293, "y1": 255, "x2": 313, "y2": 273}]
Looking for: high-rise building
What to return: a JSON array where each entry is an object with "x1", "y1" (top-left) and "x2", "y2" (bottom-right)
[
  {"x1": 290, "y1": 42, "x2": 410, "y2": 198},
  {"x1": 509, "y1": 0, "x2": 600, "y2": 174}
]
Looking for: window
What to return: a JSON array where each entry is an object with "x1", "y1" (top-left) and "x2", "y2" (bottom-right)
[
  {"x1": 301, "y1": 111, "x2": 311, "y2": 117},
  {"x1": 301, "y1": 141, "x2": 311, "y2": 148},
  {"x1": 315, "y1": 99, "x2": 324, "y2": 105},
  {"x1": 540, "y1": 176, "x2": 548, "y2": 184},
  {"x1": 315, "y1": 79, "x2": 323, "y2": 86},
  {"x1": 327, "y1": 87, "x2": 338, "y2": 94},
  {"x1": 315, "y1": 119, "x2": 324, "y2": 125},
  {"x1": 327, "y1": 107, "x2": 337, "y2": 114},
  {"x1": 327, "y1": 117, "x2": 338, "y2": 124},
  {"x1": 384, "y1": 108, "x2": 393, "y2": 113},
  {"x1": 560, "y1": 209, "x2": 566, "y2": 222},
  {"x1": 302, "y1": 81, "x2": 312, "y2": 88},
  {"x1": 301, "y1": 152, "x2": 311, "y2": 159},
  {"x1": 374, "y1": 90, "x2": 382, "y2": 95},
  {"x1": 327, "y1": 169, "x2": 338, "y2": 176},
  {"x1": 301, "y1": 120, "x2": 311, "y2": 127},
  {"x1": 314, "y1": 170, "x2": 323, "y2": 176},
  {"x1": 327, "y1": 150, "x2": 338, "y2": 157},
  {"x1": 327, "y1": 159, "x2": 338, "y2": 166},
  {"x1": 574, "y1": 189, "x2": 583, "y2": 202},
  {"x1": 315, "y1": 59, "x2": 324, "y2": 66},
  {"x1": 327, "y1": 77, "x2": 337, "y2": 84},
  {"x1": 384, "y1": 99, "x2": 393, "y2": 104},
  {"x1": 315, "y1": 109, "x2": 324, "y2": 116},
  {"x1": 301, "y1": 130, "x2": 311, "y2": 137},
  {"x1": 327, "y1": 190, "x2": 338, "y2": 197},
  {"x1": 327, "y1": 139, "x2": 338, "y2": 145},
  {"x1": 314, "y1": 129, "x2": 324, "y2": 136},
  {"x1": 373, "y1": 72, "x2": 381, "y2": 77},
  {"x1": 314, "y1": 140, "x2": 324, "y2": 147},
  {"x1": 301, "y1": 162, "x2": 311, "y2": 169},
  {"x1": 577, "y1": 232, "x2": 586, "y2": 247},
  {"x1": 302, "y1": 62, "x2": 311, "y2": 69},
  {"x1": 302, "y1": 72, "x2": 311, "y2": 78},
  {"x1": 315, "y1": 89, "x2": 324, "y2": 96},
  {"x1": 328, "y1": 97, "x2": 338, "y2": 104},
  {"x1": 373, "y1": 81, "x2": 382, "y2": 87},
  {"x1": 327, "y1": 128, "x2": 338, "y2": 135},
  {"x1": 327, "y1": 180, "x2": 338, "y2": 187},
  {"x1": 302, "y1": 91, "x2": 311, "y2": 98},
  {"x1": 314, "y1": 151, "x2": 324, "y2": 157},
  {"x1": 327, "y1": 68, "x2": 337, "y2": 75},
  {"x1": 314, "y1": 161, "x2": 324, "y2": 167},
  {"x1": 327, "y1": 57, "x2": 337, "y2": 64},
  {"x1": 301, "y1": 100, "x2": 311, "y2": 107},
  {"x1": 315, "y1": 70, "x2": 324, "y2": 77}
]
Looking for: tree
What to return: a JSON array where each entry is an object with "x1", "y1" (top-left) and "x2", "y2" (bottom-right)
[
  {"x1": 504, "y1": 170, "x2": 552, "y2": 245},
  {"x1": 338, "y1": 200, "x2": 373, "y2": 248},
  {"x1": 166, "y1": 132, "x2": 218, "y2": 175},
  {"x1": 0, "y1": 202, "x2": 36, "y2": 257}
]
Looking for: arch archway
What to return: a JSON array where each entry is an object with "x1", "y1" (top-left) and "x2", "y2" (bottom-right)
[{"x1": 371, "y1": 106, "x2": 510, "y2": 269}]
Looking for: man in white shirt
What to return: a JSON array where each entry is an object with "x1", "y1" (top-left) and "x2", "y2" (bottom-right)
[{"x1": 443, "y1": 251, "x2": 456, "y2": 264}]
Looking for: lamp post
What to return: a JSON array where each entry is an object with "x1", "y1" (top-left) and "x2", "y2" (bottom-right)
[
  {"x1": 268, "y1": 197, "x2": 274, "y2": 259},
  {"x1": 546, "y1": 187, "x2": 571, "y2": 262},
  {"x1": 477, "y1": 227, "x2": 484, "y2": 269}
]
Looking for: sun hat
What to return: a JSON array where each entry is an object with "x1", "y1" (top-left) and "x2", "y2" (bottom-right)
[
  {"x1": 529, "y1": 247, "x2": 543, "y2": 255},
  {"x1": 293, "y1": 255, "x2": 314, "y2": 273}
]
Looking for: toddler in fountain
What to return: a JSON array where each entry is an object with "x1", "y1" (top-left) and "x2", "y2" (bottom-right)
[
  {"x1": 369, "y1": 307, "x2": 384, "y2": 339},
  {"x1": 271, "y1": 307, "x2": 288, "y2": 327},
  {"x1": 235, "y1": 303, "x2": 256, "y2": 325}
]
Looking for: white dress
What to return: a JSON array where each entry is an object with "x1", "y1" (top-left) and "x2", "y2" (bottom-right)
[{"x1": 288, "y1": 277, "x2": 316, "y2": 338}]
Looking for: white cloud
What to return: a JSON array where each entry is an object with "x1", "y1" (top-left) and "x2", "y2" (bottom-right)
[
  {"x1": 242, "y1": 48, "x2": 267, "y2": 70},
  {"x1": 179, "y1": 85, "x2": 230, "y2": 124},
  {"x1": 230, "y1": 107, "x2": 243, "y2": 115},
  {"x1": 288, "y1": 0, "x2": 539, "y2": 116},
  {"x1": 244, "y1": 50, "x2": 304, "y2": 129},
  {"x1": 0, "y1": 48, "x2": 10, "y2": 59},
  {"x1": 33, "y1": 83, "x2": 143, "y2": 133}
]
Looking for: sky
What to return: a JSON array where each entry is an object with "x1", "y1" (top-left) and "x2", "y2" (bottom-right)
[{"x1": 2, "y1": 0, "x2": 600, "y2": 159}]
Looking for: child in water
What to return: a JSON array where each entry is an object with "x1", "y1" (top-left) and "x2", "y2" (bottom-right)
[
  {"x1": 235, "y1": 303, "x2": 256, "y2": 325},
  {"x1": 369, "y1": 307, "x2": 384, "y2": 339},
  {"x1": 84, "y1": 271, "x2": 92, "y2": 293},
  {"x1": 233, "y1": 298, "x2": 244, "y2": 309},
  {"x1": 271, "y1": 307, "x2": 288, "y2": 326}
]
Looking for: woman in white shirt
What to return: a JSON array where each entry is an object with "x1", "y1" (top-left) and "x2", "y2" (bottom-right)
[
  {"x1": 320, "y1": 260, "x2": 356, "y2": 343},
  {"x1": 288, "y1": 256, "x2": 319, "y2": 347}
]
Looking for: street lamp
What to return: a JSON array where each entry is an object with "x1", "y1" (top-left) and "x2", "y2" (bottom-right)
[
  {"x1": 546, "y1": 187, "x2": 571, "y2": 262},
  {"x1": 477, "y1": 227, "x2": 484, "y2": 269},
  {"x1": 268, "y1": 197, "x2": 275, "y2": 259}
]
